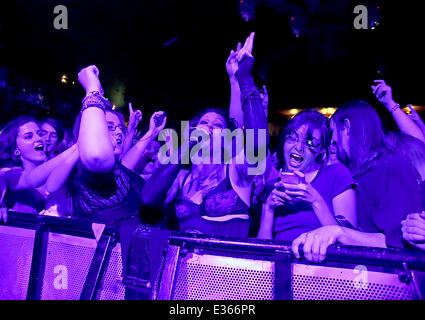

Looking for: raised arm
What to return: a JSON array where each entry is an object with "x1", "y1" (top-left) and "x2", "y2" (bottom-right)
[
  {"x1": 121, "y1": 111, "x2": 166, "y2": 171},
  {"x1": 372, "y1": 80, "x2": 425, "y2": 142},
  {"x1": 77, "y1": 65, "x2": 115, "y2": 173},
  {"x1": 226, "y1": 42, "x2": 243, "y2": 128},
  {"x1": 231, "y1": 33, "x2": 269, "y2": 179},
  {"x1": 121, "y1": 102, "x2": 143, "y2": 157},
  {"x1": 235, "y1": 33, "x2": 268, "y2": 139}
]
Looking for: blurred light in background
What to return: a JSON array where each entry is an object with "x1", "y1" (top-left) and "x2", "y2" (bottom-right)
[{"x1": 61, "y1": 74, "x2": 68, "y2": 84}]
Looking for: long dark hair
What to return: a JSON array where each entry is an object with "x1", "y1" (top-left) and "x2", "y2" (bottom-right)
[
  {"x1": 332, "y1": 100, "x2": 389, "y2": 177},
  {"x1": 0, "y1": 116, "x2": 37, "y2": 167}
]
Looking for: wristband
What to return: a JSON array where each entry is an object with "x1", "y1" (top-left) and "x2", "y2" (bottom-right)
[
  {"x1": 240, "y1": 86, "x2": 261, "y2": 109},
  {"x1": 389, "y1": 102, "x2": 400, "y2": 113},
  {"x1": 81, "y1": 91, "x2": 109, "y2": 113}
]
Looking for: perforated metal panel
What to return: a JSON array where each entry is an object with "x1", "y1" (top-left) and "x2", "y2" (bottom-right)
[
  {"x1": 172, "y1": 253, "x2": 275, "y2": 300},
  {"x1": 0, "y1": 226, "x2": 35, "y2": 300},
  {"x1": 291, "y1": 263, "x2": 416, "y2": 300},
  {"x1": 41, "y1": 233, "x2": 96, "y2": 300},
  {"x1": 96, "y1": 243, "x2": 125, "y2": 300},
  {"x1": 169, "y1": 252, "x2": 417, "y2": 300}
]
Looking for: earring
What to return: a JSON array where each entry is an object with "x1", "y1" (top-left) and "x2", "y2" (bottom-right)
[{"x1": 14, "y1": 149, "x2": 21, "y2": 156}]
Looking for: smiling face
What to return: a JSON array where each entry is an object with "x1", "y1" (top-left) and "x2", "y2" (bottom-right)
[
  {"x1": 283, "y1": 124, "x2": 323, "y2": 173},
  {"x1": 40, "y1": 122, "x2": 58, "y2": 154},
  {"x1": 16, "y1": 121, "x2": 46, "y2": 166},
  {"x1": 105, "y1": 111, "x2": 125, "y2": 158}
]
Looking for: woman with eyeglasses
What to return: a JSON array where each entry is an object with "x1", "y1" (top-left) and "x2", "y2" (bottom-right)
[{"x1": 257, "y1": 110, "x2": 357, "y2": 242}]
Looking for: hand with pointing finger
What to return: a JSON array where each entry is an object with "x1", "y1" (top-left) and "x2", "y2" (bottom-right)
[
  {"x1": 226, "y1": 42, "x2": 242, "y2": 81},
  {"x1": 235, "y1": 32, "x2": 255, "y2": 84},
  {"x1": 127, "y1": 102, "x2": 143, "y2": 134}
]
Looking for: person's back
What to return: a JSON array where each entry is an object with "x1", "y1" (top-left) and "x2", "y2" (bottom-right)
[{"x1": 354, "y1": 152, "x2": 422, "y2": 248}]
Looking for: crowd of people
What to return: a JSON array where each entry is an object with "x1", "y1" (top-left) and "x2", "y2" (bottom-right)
[{"x1": 1, "y1": 32, "x2": 425, "y2": 267}]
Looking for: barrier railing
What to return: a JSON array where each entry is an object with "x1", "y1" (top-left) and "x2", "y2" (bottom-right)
[{"x1": 1, "y1": 211, "x2": 425, "y2": 300}]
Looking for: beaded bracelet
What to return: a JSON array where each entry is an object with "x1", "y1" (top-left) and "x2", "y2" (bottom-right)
[
  {"x1": 81, "y1": 91, "x2": 108, "y2": 113},
  {"x1": 240, "y1": 87, "x2": 261, "y2": 109}
]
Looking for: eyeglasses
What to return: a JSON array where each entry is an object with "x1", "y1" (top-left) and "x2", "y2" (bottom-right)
[
  {"x1": 107, "y1": 123, "x2": 125, "y2": 133},
  {"x1": 285, "y1": 132, "x2": 321, "y2": 150}
]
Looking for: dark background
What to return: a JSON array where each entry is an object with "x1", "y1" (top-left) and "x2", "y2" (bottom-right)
[{"x1": 1, "y1": 0, "x2": 424, "y2": 131}]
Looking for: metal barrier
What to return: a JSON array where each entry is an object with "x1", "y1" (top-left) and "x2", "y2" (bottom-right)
[{"x1": 1, "y1": 212, "x2": 425, "y2": 300}]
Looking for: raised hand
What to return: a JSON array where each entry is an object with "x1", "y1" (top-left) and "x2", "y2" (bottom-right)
[
  {"x1": 371, "y1": 80, "x2": 395, "y2": 110},
  {"x1": 226, "y1": 42, "x2": 242, "y2": 79},
  {"x1": 127, "y1": 102, "x2": 143, "y2": 133},
  {"x1": 148, "y1": 111, "x2": 167, "y2": 137},
  {"x1": 77, "y1": 65, "x2": 103, "y2": 95},
  {"x1": 235, "y1": 32, "x2": 255, "y2": 80}
]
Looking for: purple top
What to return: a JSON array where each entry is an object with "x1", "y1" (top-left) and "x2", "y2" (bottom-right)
[{"x1": 261, "y1": 163, "x2": 356, "y2": 241}]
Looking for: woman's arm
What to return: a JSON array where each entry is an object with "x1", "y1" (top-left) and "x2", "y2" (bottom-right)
[
  {"x1": 257, "y1": 203, "x2": 275, "y2": 240},
  {"x1": 121, "y1": 103, "x2": 142, "y2": 157},
  {"x1": 230, "y1": 33, "x2": 269, "y2": 181},
  {"x1": 257, "y1": 184, "x2": 295, "y2": 239},
  {"x1": 121, "y1": 111, "x2": 166, "y2": 171},
  {"x1": 24, "y1": 143, "x2": 78, "y2": 189},
  {"x1": 77, "y1": 65, "x2": 115, "y2": 173},
  {"x1": 45, "y1": 145, "x2": 79, "y2": 193},
  {"x1": 372, "y1": 80, "x2": 425, "y2": 142},
  {"x1": 141, "y1": 136, "x2": 191, "y2": 206},
  {"x1": 226, "y1": 43, "x2": 243, "y2": 129}
]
